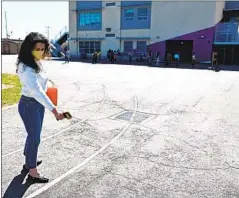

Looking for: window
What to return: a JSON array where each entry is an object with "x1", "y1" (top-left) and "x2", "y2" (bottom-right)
[
  {"x1": 124, "y1": 41, "x2": 133, "y2": 52},
  {"x1": 79, "y1": 41, "x2": 101, "y2": 54},
  {"x1": 79, "y1": 41, "x2": 86, "y2": 53},
  {"x1": 94, "y1": 41, "x2": 101, "y2": 51},
  {"x1": 89, "y1": 42, "x2": 95, "y2": 53},
  {"x1": 124, "y1": 8, "x2": 134, "y2": 21},
  {"x1": 105, "y1": 34, "x2": 115, "y2": 37},
  {"x1": 137, "y1": 41, "x2": 147, "y2": 52},
  {"x1": 106, "y1": 2, "x2": 115, "y2": 6},
  {"x1": 138, "y1": 8, "x2": 148, "y2": 21},
  {"x1": 79, "y1": 12, "x2": 101, "y2": 27}
]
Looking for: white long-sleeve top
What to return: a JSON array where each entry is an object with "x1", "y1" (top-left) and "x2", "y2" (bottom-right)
[{"x1": 17, "y1": 62, "x2": 55, "y2": 111}]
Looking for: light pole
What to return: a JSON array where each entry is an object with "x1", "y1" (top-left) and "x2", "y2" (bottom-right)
[
  {"x1": 45, "y1": 26, "x2": 50, "y2": 40},
  {"x1": 5, "y1": 11, "x2": 9, "y2": 39}
]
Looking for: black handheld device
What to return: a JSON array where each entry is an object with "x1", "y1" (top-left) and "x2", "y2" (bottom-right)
[{"x1": 63, "y1": 112, "x2": 72, "y2": 119}]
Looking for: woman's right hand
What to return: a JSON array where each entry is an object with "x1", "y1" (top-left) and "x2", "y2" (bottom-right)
[{"x1": 52, "y1": 108, "x2": 65, "y2": 121}]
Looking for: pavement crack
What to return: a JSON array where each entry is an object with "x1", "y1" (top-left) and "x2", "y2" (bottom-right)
[
  {"x1": 224, "y1": 79, "x2": 235, "y2": 92},
  {"x1": 166, "y1": 134, "x2": 208, "y2": 154},
  {"x1": 81, "y1": 170, "x2": 112, "y2": 190},
  {"x1": 122, "y1": 186, "x2": 139, "y2": 194},
  {"x1": 193, "y1": 96, "x2": 204, "y2": 107},
  {"x1": 130, "y1": 155, "x2": 236, "y2": 171},
  {"x1": 135, "y1": 124, "x2": 208, "y2": 154},
  {"x1": 111, "y1": 172, "x2": 157, "y2": 189}
]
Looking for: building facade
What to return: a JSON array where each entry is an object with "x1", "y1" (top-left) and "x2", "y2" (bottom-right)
[
  {"x1": 69, "y1": 1, "x2": 226, "y2": 62},
  {"x1": 1, "y1": 38, "x2": 23, "y2": 54},
  {"x1": 213, "y1": 1, "x2": 239, "y2": 65}
]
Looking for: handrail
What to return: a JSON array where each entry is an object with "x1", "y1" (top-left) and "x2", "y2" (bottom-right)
[{"x1": 54, "y1": 26, "x2": 68, "y2": 42}]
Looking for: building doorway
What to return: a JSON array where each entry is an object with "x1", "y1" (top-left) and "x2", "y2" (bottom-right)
[
  {"x1": 215, "y1": 45, "x2": 239, "y2": 65},
  {"x1": 166, "y1": 40, "x2": 193, "y2": 63}
]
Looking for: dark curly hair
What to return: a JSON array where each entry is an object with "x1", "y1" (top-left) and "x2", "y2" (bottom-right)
[{"x1": 16, "y1": 32, "x2": 50, "y2": 73}]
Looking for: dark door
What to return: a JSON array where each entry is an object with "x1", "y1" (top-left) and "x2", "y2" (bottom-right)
[
  {"x1": 233, "y1": 47, "x2": 239, "y2": 65},
  {"x1": 224, "y1": 47, "x2": 234, "y2": 65},
  {"x1": 217, "y1": 46, "x2": 239, "y2": 65},
  {"x1": 217, "y1": 48, "x2": 226, "y2": 65},
  {"x1": 166, "y1": 40, "x2": 193, "y2": 63}
]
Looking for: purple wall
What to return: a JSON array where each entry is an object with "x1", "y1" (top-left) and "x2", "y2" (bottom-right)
[{"x1": 148, "y1": 26, "x2": 215, "y2": 62}]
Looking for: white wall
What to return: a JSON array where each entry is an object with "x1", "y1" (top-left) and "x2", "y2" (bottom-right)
[
  {"x1": 69, "y1": 1, "x2": 78, "y2": 55},
  {"x1": 120, "y1": 29, "x2": 150, "y2": 38},
  {"x1": 150, "y1": 1, "x2": 225, "y2": 44},
  {"x1": 215, "y1": 1, "x2": 226, "y2": 24},
  {"x1": 101, "y1": 1, "x2": 121, "y2": 54}
]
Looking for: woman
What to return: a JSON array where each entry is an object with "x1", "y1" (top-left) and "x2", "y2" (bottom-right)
[
  {"x1": 16, "y1": 32, "x2": 65, "y2": 183},
  {"x1": 156, "y1": 52, "x2": 160, "y2": 66}
]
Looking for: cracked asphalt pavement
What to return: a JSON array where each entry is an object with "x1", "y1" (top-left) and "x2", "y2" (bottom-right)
[{"x1": 2, "y1": 55, "x2": 239, "y2": 198}]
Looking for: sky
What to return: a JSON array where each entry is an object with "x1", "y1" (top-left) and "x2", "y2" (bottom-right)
[{"x1": 2, "y1": 1, "x2": 69, "y2": 40}]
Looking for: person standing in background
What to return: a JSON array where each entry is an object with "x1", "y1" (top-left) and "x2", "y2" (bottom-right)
[
  {"x1": 114, "y1": 51, "x2": 117, "y2": 62},
  {"x1": 192, "y1": 52, "x2": 196, "y2": 68},
  {"x1": 65, "y1": 49, "x2": 70, "y2": 63},
  {"x1": 148, "y1": 50, "x2": 153, "y2": 65},
  {"x1": 97, "y1": 50, "x2": 101, "y2": 61},
  {"x1": 156, "y1": 52, "x2": 160, "y2": 66},
  {"x1": 165, "y1": 51, "x2": 172, "y2": 67},
  {"x1": 92, "y1": 50, "x2": 98, "y2": 64},
  {"x1": 128, "y1": 51, "x2": 132, "y2": 64},
  {"x1": 174, "y1": 52, "x2": 180, "y2": 67}
]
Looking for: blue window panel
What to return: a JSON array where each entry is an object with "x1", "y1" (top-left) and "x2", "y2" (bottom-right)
[
  {"x1": 121, "y1": 1, "x2": 151, "y2": 7},
  {"x1": 77, "y1": 1, "x2": 102, "y2": 11},
  {"x1": 124, "y1": 8, "x2": 134, "y2": 21},
  {"x1": 121, "y1": 6, "x2": 151, "y2": 29},
  {"x1": 124, "y1": 41, "x2": 133, "y2": 52},
  {"x1": 138, "y1": 8, "x2": 148, "y2": 21},
  {"x1": 78, "y1": 12, "x2": 102, "y2": 31},
  {"x1": 225, "y1": 2, "x2": 239, "y2": 10}
]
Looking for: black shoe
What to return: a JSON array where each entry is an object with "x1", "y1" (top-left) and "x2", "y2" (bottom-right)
[
  {"x1": 22, "y1": 160, "x2": 42, "y2": 172},
  {"x1": 27, "y1": 174, "x2": 49, "y2": 183}
]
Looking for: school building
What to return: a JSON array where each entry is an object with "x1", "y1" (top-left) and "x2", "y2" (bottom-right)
[{"x1": 64, "y1": 1, "x2": 239, "y2": 64}]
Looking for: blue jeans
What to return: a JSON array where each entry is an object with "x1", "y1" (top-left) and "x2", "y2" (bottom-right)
[{"x1": 18, "y1": 95, "x2": 45, "y2": 169}]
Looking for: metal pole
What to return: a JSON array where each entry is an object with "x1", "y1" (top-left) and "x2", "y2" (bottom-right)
[
  {"x1": 45, "y1": 26, "x2": 50, "y2": 40},
  {"x1": 5, "y1": 11, "x2": 9, "y2": 39}
]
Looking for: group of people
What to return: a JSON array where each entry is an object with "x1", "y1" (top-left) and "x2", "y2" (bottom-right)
[
  {"x1": 127, "y1": 50, "x2": 197, "y2": 68},
  {"x1": 107, "y1": 49, "x2": 121, "y2": 64},
  {"x1": 68, "y1": 47, "x2": 198, "y2": 68},
  {"x1": 65, "y1": 47, "x2": 200, "y2": 69},
  {"x1": 161, "y1": 51, "x2": 196, "y2": 68}
]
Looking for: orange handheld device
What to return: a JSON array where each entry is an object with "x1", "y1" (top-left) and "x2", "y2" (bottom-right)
[{"x1": 46, "y1": 87, "x2": 58, "y2": 106}]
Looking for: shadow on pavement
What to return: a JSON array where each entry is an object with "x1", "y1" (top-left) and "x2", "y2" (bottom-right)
[{"x1": 2, "y1": 170, "x2": 34, "y2": 198}]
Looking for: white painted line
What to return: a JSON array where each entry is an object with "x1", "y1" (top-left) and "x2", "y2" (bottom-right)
[
  {"x1": 2, "y1": 88, "x2": 106, "y2": 158},
  {"x1": 25, "y1": 95, "x2": 138, "y2": 198}
]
